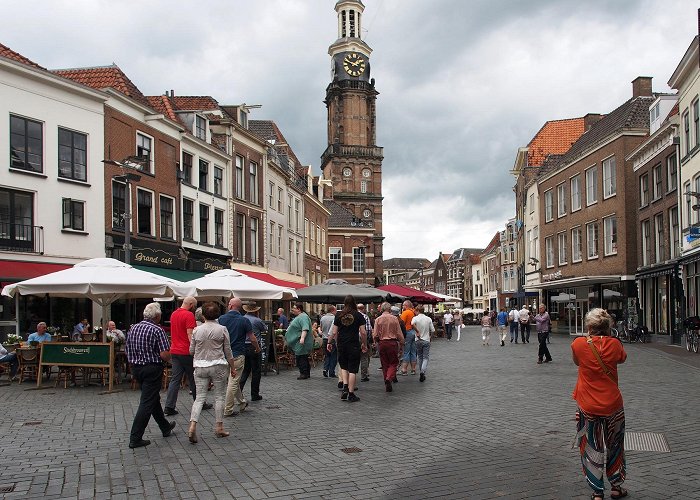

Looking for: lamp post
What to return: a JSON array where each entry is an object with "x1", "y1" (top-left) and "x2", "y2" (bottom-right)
[
  {"x1": 361, "y1": 245, "x2": 368, "y2": 284},
  {"x1": 103, "y1": 157, "x2": 145, "y2": 265}
]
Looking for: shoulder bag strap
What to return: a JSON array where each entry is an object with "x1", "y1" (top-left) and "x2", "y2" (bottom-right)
[{"x1": 585, "y1": 334, "x2": 616, "y2": 384}]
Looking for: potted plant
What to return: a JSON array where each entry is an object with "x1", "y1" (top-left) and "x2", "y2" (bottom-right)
[
  {"x1": 105, "y1": 327, "x2": 124, "y2": 346},
  {"x1": 6, "y1": 333, "x2": 22, "y2": 349}
]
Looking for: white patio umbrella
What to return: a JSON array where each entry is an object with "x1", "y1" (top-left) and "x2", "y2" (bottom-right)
[
  {"x1": 184, "y1": 268, "x2": 298, "y2": 301},
  {"x1": 425, "y1": 290, "x2": 461, "y2": 302},
  {"x1": 1, "y1": 258, "x2": 197, "y2": 332},
  {"x1": 550, "y1": 292, "x2": 576, "y2": 303}
]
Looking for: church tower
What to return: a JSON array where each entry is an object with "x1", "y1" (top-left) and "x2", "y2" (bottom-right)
[{"x1": 322, "y1": 0, "x2": 384, "y2": 285}]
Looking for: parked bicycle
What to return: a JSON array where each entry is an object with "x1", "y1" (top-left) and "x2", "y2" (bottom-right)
[{"x1": 683, "y1": 316, "x2": 700, "y2": 353}]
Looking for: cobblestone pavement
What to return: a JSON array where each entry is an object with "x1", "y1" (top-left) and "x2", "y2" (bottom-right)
[{"x1": 2, "y1": 326, "x2": 700, "y2": 499}]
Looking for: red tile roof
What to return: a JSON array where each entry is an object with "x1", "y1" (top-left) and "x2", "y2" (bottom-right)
[
  {"x1": 52, "y1": 65, "x2": 150, "y2": 107},
  {"x1": 171, "y1": 96, "x2": 220, "y2": 111},
  {"x1": 0, "y1": 42, "x2": 44, "y2": 69},
  {"x1": 527, "y1": 118, "x2": 586, "y2": 167},
  {"x1": 146, "y1": 95, "x2": 180, "y2": 123}
]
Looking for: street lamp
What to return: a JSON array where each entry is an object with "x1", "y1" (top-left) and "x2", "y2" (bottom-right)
[
  {"x1": 103, "y1": 157, "x2": 145, "y2": 265},
  {"x1": 361, "y1": 245, "x2": 368, "y2": 284}
]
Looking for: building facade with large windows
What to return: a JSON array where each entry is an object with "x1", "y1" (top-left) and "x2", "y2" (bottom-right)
[
  {"x1": 0, "y1": 44, "x2": 108, "y2": 335},
  {"x1": 628, "y1": 95, "x2": 680, "y2": 343},
  {"x1": 669, "y1": 36, "x2": 700, "y2": 334},
  {"x1": 536, "y1": 77, "x2": 655, "y2": 335}
]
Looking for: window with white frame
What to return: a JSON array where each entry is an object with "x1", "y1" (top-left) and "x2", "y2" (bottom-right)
[
  {"x1": 269, "y1": 222, "x2": 275, "y2": 254},
  {"x1": 640, "y1": 173, "x2": 649, "y2": 207},
  {"x1": 214, "y1": 166, "x2": 223, "y2": 196},
  {"x1": 112, "y1": 181, "x2": 126, "y2": 230},
  {"x1": 269, "y1": 182, "x2": 275, "y2": 208},
  {"x1": 250, "y1": 218, "x2": 258, "y2": 264},
  {"x1": 195, "y1": 115, "x2": 206, "y2": 140},
  {"x1": 235, "y1": 155, "x2": 244, "y2": 199},
  {"x1": 361, "y1": 180, "x2": 368, "y2": 193},
  {"x1": 296, "y1": 241, "x2": 301, "y2": 274},
  {"x1": 557, "y1": 183, "x2": 567, "y2": 217},
  {"x1": 557, "y1": 232, "x2": 567, "y2": 265},
  {"x1": 304, "y1": 218, "x2": 309, "y2": 249},
  {"x1": 295, "y1": 199, "x2": 301, "y2": 231},
  {"x1": 199, "y1": 204, "x2": 209, "y2": 244},
  {"x1": 287, "y1": 194, "x2": 293, "y2": 226},
  {"x1": 571, "y1": 227, "x2": 582, "y2": 262},
  {"x1": 182, "y1": 152, "x2": 193, "y2": 184},
  {"x1": 183, "y1": 199, "x2": 194, "y2": 240},
  {"x1": 136, "y1": 132, "x2": 153, "y2": 173},
  {"x1": 160, "y1": 195, "x2": 174, "y2": 239},
  {"x1": 309, "y1": 221, "x2": 315, "y2": 255},
  {"x1": 667, "y1": 153, "x2": 677, "y2": 192},
  {"x1": 316, "y1": 225, "x2": 321, "y2": 256},
  {"x1": 641, "y1": 220, "x2": 650, "y2": 266},
  {"x1": 685, "y1": 181, "x2": 693, "y2": 227},
  {"x1": 603, "y1": 156, "x2": 617, "y2": 198},
  {"x1": 526, "y1": 230, "x2": 531, "y2": 261},
  {"x1": 652, "y1": 164, "x2": 662, "y2": 200},
  {"x1": 603, "y1": 216, "x2": 617, "y2": 255},
  {"x1": 199, "y1": 159, "x2": 209, "y2": 191},
  {"x1": 353, "y1": 247, "x2": 366, "y2": 273},
  {"x1": 62, "y1": 198, "x2": 84, "y2": 231},
  {"x1": 249, "y1": 162, "x2": 258, "y2": 204},
  {"x1": 278, "y1": 187, "x2": 283, "y2": 212},
  {"x1": 288, "y1": 238, "x2": 294, "y2": 273},
  {"x1": 694, "y1": 98, "x2": 700, "y2": 148},
  {"x1": 586, "y1": 166, "x2": 598, "y2": 205},
  {"x1": 545, "y1": 236, "x2": 554, "y2": 268},
  {"x1": 215, "y1": 209, "x2": 224, "y2": 247},
  {"x1": 136, "y1": 189, "x2": 153, "y2": 235},
  {"x1": 570, "y1": 175, "x2": 581, "y2": 212},
  {"x1": 587, "y1": 222, "x2": 598, "y2": 259},
  {"x1": 684, "y1": 110, "x2": 691, "y2": 155},
  {"x1": 278, "y1": 226, "x2": 283, "y2": 256},
  {"x1": 603, "y1": 157, "x2": 616, "y2": 198},
  {"x1": 58, "y1": 128, "x2": 87, "y2": 182},
  {"x1": 329, "y1": 247, "x2": 342, "y2": 272},
  {"x1": 654, "y1": 213, "x2": 664, "y2": 263},
  {"x1": 10, "y1": 115, "x2": 43, "y2": 173},
  {"x1": 236, "y1": 213, "x2": 245, "y2": 261},
  {"x1": 529, "y1": 193, "x2": 534, "y2": 214},
  {"x1": 544, "y1": 190, "x2": 553, "y2": 222},
  {"x1": 533, "y1": 226, "x2": 539, "y2": 262},
  {"x1": 509, "y1": 244, "x2": 515, "y2": 263},
  {"x1": 670, "y1": 207, "x2": 679, "y2": 259},
  {"x1": 321, "y1": 228, "x2": 326, "y2": 257}
]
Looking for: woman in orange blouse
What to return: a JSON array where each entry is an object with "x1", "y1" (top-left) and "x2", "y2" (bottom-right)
[{"x1": 572, "y1": 308, "x2": 628, "y2": 500}]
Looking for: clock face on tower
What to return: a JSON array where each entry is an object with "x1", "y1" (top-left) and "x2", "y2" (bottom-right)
[{"x1": 343, "y1": 52, "x2": 366, "y2": 77}]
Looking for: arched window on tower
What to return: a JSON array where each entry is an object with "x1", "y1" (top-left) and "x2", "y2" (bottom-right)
[
  {"x1": 349, "y1": 10, "x2": 355, "y2": 37},
  {"x1": 341, "y1": 10, "x2": 346, "y2": 37}
]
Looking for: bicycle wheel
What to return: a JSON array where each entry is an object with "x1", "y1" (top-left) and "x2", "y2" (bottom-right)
[
  {"x1": 693, "y1": 333, "x2": 699, "y2": 353},
  {"x1": 687, "y1": 332, "x2": 693, "y2": 352},
  {"x1": 619, "y1": 329, "x2": 629, "y2": 343}
]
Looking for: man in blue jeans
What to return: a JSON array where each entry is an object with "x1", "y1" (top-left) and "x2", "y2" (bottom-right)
[
  {"x1": 399, "y1": 300, "x2": 417, "y2": 375},
  {"x1": 320, "y1": 306, "x2": 337, "y2": 377}
]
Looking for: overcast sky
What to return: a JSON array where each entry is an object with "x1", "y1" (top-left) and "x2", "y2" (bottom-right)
[{"x1": 3, "y1": 0, "x2": 697, "y2": 259}]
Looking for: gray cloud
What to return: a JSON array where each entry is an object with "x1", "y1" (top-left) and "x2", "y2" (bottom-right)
[{"x1": 2, "y1": 0, "x2": 695, "y2": 259}]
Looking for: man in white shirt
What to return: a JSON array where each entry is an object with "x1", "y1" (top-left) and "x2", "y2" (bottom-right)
[
  {"x1": 519, "y1": 305, "x2": 531, "y2": 343},
  {"x1": 411, "y1": 305, "x2": 435, "y2": 383},
  {"x1": 509, "y1": 305, "x2": 520, "y2": 343},
  {"x1": 443, "y1": 311, "x2": 454, "y2": 341}
]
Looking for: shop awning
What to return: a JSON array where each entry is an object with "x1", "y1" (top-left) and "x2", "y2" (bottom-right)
[
  {"x1": 0, "y1": 260, "x2": 72, "y2": 281},
  {"x1": 531, "y1": 275, "x2": 623, "y2": 289},
  {"x1": 635, "y1": 263, "x2": 678, "y2": 280},
  {"x1": 235, "y1": 269, "x2": 306, "y2": 289},
  {"x1": 133, "y1": 265, "x2": 205, "y2": 282},
  {"x1": 378, "y1": 284, "x2": 441, "y2": 304}
]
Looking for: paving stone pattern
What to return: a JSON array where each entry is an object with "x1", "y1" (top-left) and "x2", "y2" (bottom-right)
[{"x1": 1, "y1": 326, "x2": 700, "y2": 499}]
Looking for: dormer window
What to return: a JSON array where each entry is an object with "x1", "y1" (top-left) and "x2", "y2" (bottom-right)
[
  {"x1": 195, "y1": 115, "x2": 206, "y2": 140},
  {"x1": 239, "y1": 109, "x2": 248, "y2": 129},
  {"x1": 650, "y1": 102, "x2": 660, "y2": 123}
]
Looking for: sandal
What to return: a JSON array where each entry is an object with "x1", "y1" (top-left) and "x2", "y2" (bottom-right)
[
  {"x1": 611, "y1": 486, "x2": 628, "y2": 499},
  {"x1": 591, "y1": 494, "x2": 604, "y2": 500}
]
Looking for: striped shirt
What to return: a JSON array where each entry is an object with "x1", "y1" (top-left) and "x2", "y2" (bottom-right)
[{"x1": 125, "y1": 319, "x2": 170, "y2": 366}]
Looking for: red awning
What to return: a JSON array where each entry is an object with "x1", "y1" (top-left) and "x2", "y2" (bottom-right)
[
  {"x1": 0, "y1": 260, "x2": 72, "y2": 281},
  {"x1": 378, "y1": 284, "x2": 443, "y2": 304},
  {"x1": 235, "y1": 269, "x2": 307, "y2": 290}
]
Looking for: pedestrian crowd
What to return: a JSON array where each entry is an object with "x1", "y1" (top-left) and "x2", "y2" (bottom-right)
[{"x1": 121, "y1": 296, "x2": 628, "y2": 499}]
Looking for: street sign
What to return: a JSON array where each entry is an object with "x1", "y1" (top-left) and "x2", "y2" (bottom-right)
[{"x1": 690, "y1": 226, "x2": 700, "y2": 236}]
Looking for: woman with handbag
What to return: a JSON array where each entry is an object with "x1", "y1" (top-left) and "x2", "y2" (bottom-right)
[{"x1": 571, "y1": 308, "x2": 628, "y2": 500}]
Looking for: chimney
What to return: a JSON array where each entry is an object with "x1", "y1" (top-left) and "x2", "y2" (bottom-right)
[
  {"x1": 632, "y1": 76, "x2": 652, "y2": 98},
  {"x1": 583, "y1": 113, "x2": 603, "y2": 131}
]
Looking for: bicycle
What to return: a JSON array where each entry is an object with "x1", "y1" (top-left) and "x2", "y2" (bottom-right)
[
  {"x1": 617, "y1": 320, "x2": 633, "y2": 343},
  {"x1": 682, "y1": 317, "x2": 700, "y2": 353}
]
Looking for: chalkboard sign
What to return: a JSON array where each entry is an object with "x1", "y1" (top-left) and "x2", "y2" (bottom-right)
[
  {"x1": 261, "y1": 321, "x2": 279, "y2": 375},
  {"x1": 39, "y1": 342, "x2": 114, "y2": 391}
]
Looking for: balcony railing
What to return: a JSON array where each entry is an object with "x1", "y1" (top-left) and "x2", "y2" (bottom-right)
[
  {"x1": 321, "y1": 144, "x2": 384, "y2": 164},
  {"x1": 0, "y1": 223, "x2": 44, "y2": 254}
]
